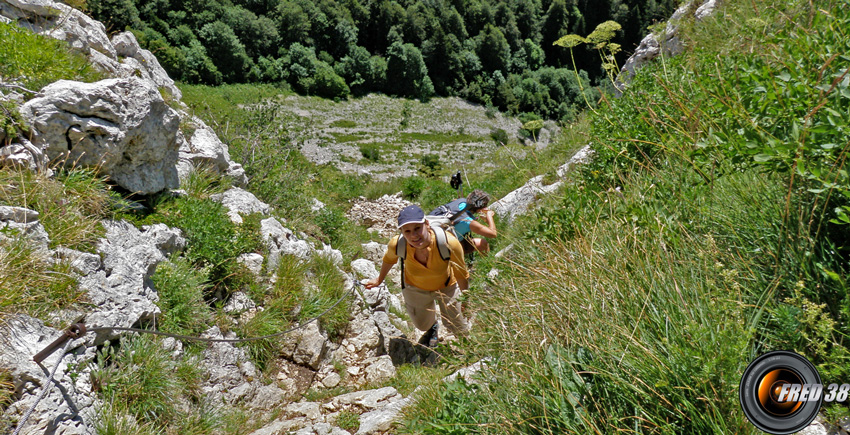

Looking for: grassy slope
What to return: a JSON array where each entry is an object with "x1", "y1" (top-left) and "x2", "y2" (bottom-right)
[{"x1": 400, "y1": 0, "x2": 850, "y2": 433}]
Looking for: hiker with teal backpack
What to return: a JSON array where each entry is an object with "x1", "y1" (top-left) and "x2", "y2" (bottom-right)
[
  {"x1": 363, "y1": 205, "x2": 470, "y2": 348},
  {"x1": 429, "y1": 189, "x2": 498, "y2": 255}
]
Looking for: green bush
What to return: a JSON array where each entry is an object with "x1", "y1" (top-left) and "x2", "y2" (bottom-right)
[
  {"x1": 154, "y1": 197, "x2": 260, "y2": 294},
  {"x1": 402, "y1": 176, "x2": 427, "y2": 200},
  {"x1": 489, "y1": 128, "x2": 509, "y2": 146},
  {"x1": 150, "y1": 256, "x2": 212, "y2": 336},
  {"x1": 359, "y1": 143, "x2": 382, "y2": 162},
  {"x1": 92, "y1": 335, "x2": 221, "y2": 432},
  {"x1": 418, "y1": 154, "x2": 442, "y2": 178}
]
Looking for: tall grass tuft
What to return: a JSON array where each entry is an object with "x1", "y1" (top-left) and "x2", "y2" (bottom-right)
[
  {"x1": 0, "y1": 167, "x2": 110, "y2": 251},
  {"x1": 150, "y1": 256, "x2": 212, "y2": 336},
  {"x1": 91, "y1": 335, "x2": 223, "y2": 433},
  {"x1": 0, "y1": 167, "x2": 112, "y2": 322},
  {"x1": 0, "y1": 21, "x2": 104, "y2": 92},
  {"x1": 301, "y1": 253, "x2": 350, "y2": 339}
]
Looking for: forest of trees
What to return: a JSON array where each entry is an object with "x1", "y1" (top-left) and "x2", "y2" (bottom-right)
[{"x1": 86, "y1": 0, "x2": 679, "y2": 121}]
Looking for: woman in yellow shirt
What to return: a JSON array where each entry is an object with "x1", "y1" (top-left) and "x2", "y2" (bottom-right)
[{"x1": 363, "y1": 205, "x2": 470, "y2": 347}]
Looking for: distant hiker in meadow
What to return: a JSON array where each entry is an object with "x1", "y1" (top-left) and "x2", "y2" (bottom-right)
[
  {"x1": 429, "y1": 189, "x2": 498, "y2": 255},
  {"x1": 363, "y1": 205, "x2": 469, "y2": 348}
]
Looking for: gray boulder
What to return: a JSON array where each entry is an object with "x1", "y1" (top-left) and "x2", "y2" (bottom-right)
[
  {"x1": 210, "y1": 187, "x2": 271, "y2": 224},
  {"x1": 0, "y1": 206, "x2": 50, "y2": 253},
  {"x1": 110, "y1": 31, "x2": 181, "y2": 100},
  {"x1": 177, "y1": 115, "x2": 249, "y2": 187},
  {"x1": 615, "y1": 0, "x2": 720, "y2": 93},
  {"x1": 261, "y1": 217, "x2": 314, "y2": 271},
  {"x1": 0, "y1": 138, "x2": 47, "y2": 172},
  {"x1": 0, "y1": 315, "x2": 95, "y2": 435},
  {"x1": 80, "y1": 220, "x2": 184, "y2": 344},
  {"x1": 19, "y1": 77, "x2": 180, "y2": 194}
]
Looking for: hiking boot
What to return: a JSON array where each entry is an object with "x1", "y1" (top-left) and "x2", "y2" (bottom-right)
[{"x1": 418, "y1": 322, "x2": 439, "y2": 347}]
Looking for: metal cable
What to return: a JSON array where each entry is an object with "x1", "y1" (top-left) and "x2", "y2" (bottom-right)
[{"x1": 13, "y1": 339, "x2": 73, "y2": 435}]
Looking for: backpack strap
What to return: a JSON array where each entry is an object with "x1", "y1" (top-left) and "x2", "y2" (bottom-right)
[
  {"x1": 430, "y1": 226, "x2": 452, "y2": 261},
  {"x1": 396, "y1": 235, "x2": 407, "y2": 289}
]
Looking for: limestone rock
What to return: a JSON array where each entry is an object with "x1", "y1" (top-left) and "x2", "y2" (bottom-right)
[
  {"x1": 491, "y1": 145, "x2": 592, "y2": 222},
  {"x1": 317, "y1": 243, "x2": 344, "y2": 266},
  {"x1": 0, "y1": 139, "x2": 47, "y2": 171},
  {"x1": 276, "y1": 359, "x2": 316, "y2": 400},
  {"x1": 280, "y1": 321, "x2": 327, "y2": 370},
  {"x1": 199, "y1": 326, "x2": 259, "y2": 405},
  {"x1": 363, "y1": 355, "x2": 396, "y2": 385},
  {"x1": 262, "y1": 217, "x2": 314, "y2": 271},
  {"x1": 237, "y1": 253, "x2": 265, "y2": 276},
  {"x1": 19, "y1": 77, "x2": 180, "y2": 194},
  {"x1": 0, "y1": 315, "x2": 95, "y2": 435},
  {"x1": 351, "y1": 259, "x2": 378, "y2": 280},
  {"x1": 356, "y1": 395, "x2": 410, "y2": 435},
  {"x1": 210, "y1": 187, "x2": 271, "y2": 224},
  {"x1": 81, "y1": 220, "x2": 184, "y2": 344},
  {"x1": 360, "y1": 241, "x2": 386, "y2": 264},
  {"x1": 329, "y1": 387, "x2": 399, "y2": 411},
  {"x1": 347, "y1": 192, "x2": 411, "y2": 238},
  {"x1": 110, "y1": 31, "x2": 181, "y2": 100},
  {"x1": 615, "y1": 0, "x2": 720, "y2": 93},
  {"x1": 223, "y1": 291, "x2": 257, "y2": 314},
  {"x1": 53, "y1": 247, "x2": 102, "y2": 276},
  {"x1": 177, "y1": 115, "x2": 248, "y2": 187}
]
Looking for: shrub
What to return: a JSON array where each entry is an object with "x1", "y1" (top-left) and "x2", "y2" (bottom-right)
[
  {"x1": 150, "y1": 256, "x2": 211, "y2": 336},
  {"x1": 311, "y1": 61, "x2": 350, "y2": 100},
  {"x1": 92, "y1": 335, "x2": 222, "y2": 432},
  {"x1": 402, "y1": 176, "x2": 427, "y2": 199},
  {"x1": 418, "y1": 154, "x2": 442, "y2": 178},
  {"x1": 358, "y1": 143, "x2": 381, "y2": 162},
  {"x1": 153, "y1": 197, "x2": 260, "y2": 295},
  {"x1": 489, "y1": 128, "x2": 509, "y2": 146}
]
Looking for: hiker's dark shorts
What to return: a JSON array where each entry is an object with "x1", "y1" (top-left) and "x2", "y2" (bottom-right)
[{"x1": 460, "y1": 236, "x2": 474, "y2": 254}]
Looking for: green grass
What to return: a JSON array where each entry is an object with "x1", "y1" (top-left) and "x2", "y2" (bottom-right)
[
  {"x1": 300, "y1": 254, "x2": 350, "y2": 340},
  {"x1": 92, "y1": 335, "x2": 223, "y2": 434},
  {"x1": 330, "y1": 119, "x2": 358, "y2": 128},
  {"x1": 0, "y1": 21, "x2": 104, "y2": 93},
  {"x1": 0, "y1": 167, "x2": 110, "y2": 251},
  {"x1": 335, "y1": 410, "x2": 360, "y2": 432},
  {"x1": 399, "y1": 132, "x2": 486, "y2": 144},
  {"x1": 401, "y1": 0, "x2": 850, "y2": 433},
  {"x1": 0, "y1": 167, "x2": 115, "y2": 323},
  {"x1": 0, "y1": 369, "x2": 14, "y2": 412},
  {"x1": 150, "y1": 256, "x2": 212, "y2": 336},
  {"x1": 0, "y1": 237, "x2": 84, "y2": 324}
]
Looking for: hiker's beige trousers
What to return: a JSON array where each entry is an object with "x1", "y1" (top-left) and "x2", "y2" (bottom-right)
[{"x1": 402, "y1": 283, "x2": 469, "y2": 335}]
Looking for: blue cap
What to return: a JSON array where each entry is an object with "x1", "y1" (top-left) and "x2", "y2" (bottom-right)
[{"x1": 397, "y1": 205, "x2": 426, "y2": 228}]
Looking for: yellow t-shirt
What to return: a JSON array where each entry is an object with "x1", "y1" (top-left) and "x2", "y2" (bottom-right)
[{"x1": 382, "y1": 228, "x2": 469, "y2": 291}]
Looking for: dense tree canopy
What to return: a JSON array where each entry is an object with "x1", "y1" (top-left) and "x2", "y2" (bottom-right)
[{"x1": 86, "y1": 0, "x2": 679, "y2": 121}]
